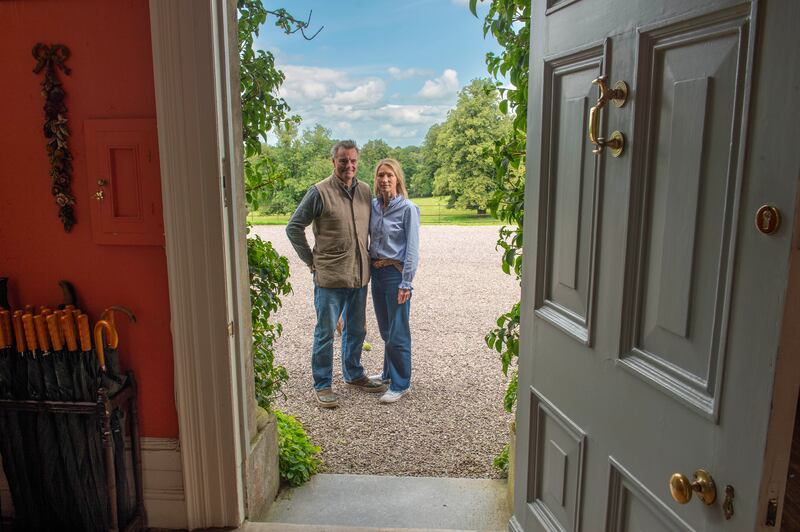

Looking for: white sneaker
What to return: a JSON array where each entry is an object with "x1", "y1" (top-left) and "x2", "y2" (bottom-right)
[
  {"x1": 370, "y1": 373, "x2": 390, "y2": 384},
  {"x1": 379, "y1": 388, "x2": 409, "y2": 403}
]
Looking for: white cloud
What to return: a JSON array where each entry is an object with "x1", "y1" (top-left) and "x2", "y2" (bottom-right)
[
  {"x1": 321, "y1": 104, "x2": 370, "y2": 120},
  {"x1": 278, "y1": 65, "x2": 354, "y2": 102},
  {"x1": 334, "y1": 122, "x2": 354, "y2": 135},
  {"x1": 379, "y1": 124, "x2": 418, "y2": 139},
  {"x1": 376, "y1": 104, "x2": 450, "y2": 124},
  {"x1": 324, "y1": 79, "x2": 386, "y2": 106},
  {"x1": 417, "y1": 69, "x2": 460, "y2": 100},
  {"x1": 387, "y1": 66, "x2": 431, "y2": 80}
]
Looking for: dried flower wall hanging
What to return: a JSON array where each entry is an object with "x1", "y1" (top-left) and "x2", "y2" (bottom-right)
[{"x1": 33, "y1": 43, "x2": 76, "y2": 232}]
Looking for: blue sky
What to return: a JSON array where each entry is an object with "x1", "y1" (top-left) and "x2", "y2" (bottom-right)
[{"x1": 257, "y1": 0, "x2": 501, "y2": 147}]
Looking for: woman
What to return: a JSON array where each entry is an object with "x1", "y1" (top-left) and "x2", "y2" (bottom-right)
[{"x1": 369, "y1": 158, "x2": 420, "y2": 403}]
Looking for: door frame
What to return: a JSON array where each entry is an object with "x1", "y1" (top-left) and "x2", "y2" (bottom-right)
[
  {"x1": 757, "y1": 189, "x2": 800, "y2": 530},
  {"x1": 149, "y1": 0, "x2": 252, "y2": 528}
]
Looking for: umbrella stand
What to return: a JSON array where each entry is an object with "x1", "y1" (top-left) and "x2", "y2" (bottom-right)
[{"x1": 0, "y1": 372, "x2": 145, "y2": 532}]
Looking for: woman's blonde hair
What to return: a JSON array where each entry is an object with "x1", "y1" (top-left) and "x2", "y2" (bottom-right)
[{"x1": 373, "y1": 158, "x2": 408, "y2": 198}]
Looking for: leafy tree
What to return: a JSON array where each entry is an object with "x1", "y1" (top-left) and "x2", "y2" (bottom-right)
[
  {"x1": 393, "y1": 145, "x2": 424, "y2": 197},
  {"x1": 412, "y1": 124, "x2": 443, "y2": 198},
  {"x1": 426, "y1": 78, "x2": 511, "y2": 212},
  {"x1": 357, "y1": 139, "x2": 393, "y2": 182},
  {"x1": 258, "y1": 123, "x2": 334, "y2": 214}
]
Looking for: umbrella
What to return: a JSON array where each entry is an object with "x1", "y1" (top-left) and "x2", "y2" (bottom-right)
[
  {"x1": 14, "y1": 313, "x2": 59, "y2": 528},
  {"x1": 94, "y1": 318, "x2": 132, "y2": 528},
  {"x1": 0, "y1": 310, "x2": 24, "y2": 532},
  {"x1": 77, "y1": 313, "x2": 112, "y2": 531},
  {"x1": 45, "y1": 312, "x2": 100, "y2": 531},
  {"x1": 30, "y1": 313, "x2": 76, "y2": 528},
  {"x1": 0, "y1": 310, "x2": 42, "y2": 531}
]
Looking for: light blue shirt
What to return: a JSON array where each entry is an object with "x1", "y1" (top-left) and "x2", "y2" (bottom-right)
[{"x1": 369, "y1": 195, "x2": 420, "y2": 290}]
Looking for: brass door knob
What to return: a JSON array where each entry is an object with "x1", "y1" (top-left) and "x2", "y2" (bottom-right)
[{"x1": 669, "y1": 469, "x2": 716, "y2": 505}]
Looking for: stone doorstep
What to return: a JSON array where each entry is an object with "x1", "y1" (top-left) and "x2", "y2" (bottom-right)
[
  {"x1": 255, "y1": 473, "x2": 510, "y2": 532},
  {"x1": 241, "y1": 523, "x2": 475, "y2": 532}
]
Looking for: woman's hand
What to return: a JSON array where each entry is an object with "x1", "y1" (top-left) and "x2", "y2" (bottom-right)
[{"x1": 397, "y1": 288, "x2": 411, "y2": 305}]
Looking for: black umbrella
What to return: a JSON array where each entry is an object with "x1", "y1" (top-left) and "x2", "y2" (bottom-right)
[
  {"x1": 77, "y1": 313, "x2": 112, "y2": 531},
  {"x1": 0, "y1": 310, "x2": 42, "y2": 531},
  {"x1": 44, "y1": 312, "x2": 101, "y2": 531},
  {"x1": 0, "y1": 310, "x2": 24, "y2": 532},
  {"x1": 94, "y1": 318, "x2": 132, "y2": 528},
  {"x1": 14, "y1": 313, "x2": 60, "y2": 528}
]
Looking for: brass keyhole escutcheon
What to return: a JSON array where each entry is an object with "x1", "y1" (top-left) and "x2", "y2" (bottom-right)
[
  {"x1": 94, "y1": 190, "x2": 105, "y2": 202},
  {"x1": 669, "y1": 469, "x2": 717, "y2": 505},
  {"x1": 723, "y1": 485, "x2": 735, "y2": 520},
  {"x1": 755, "y1": 205, "x2": 780, "y2": 235}
]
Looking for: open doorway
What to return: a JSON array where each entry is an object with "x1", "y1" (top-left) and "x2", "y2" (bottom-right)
[{"x1": 243, "y1": 1, "x2": 521, "y2": 529}]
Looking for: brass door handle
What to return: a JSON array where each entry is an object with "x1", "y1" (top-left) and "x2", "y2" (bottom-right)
[
  {"x1": 669, "y1": 469, "x2": 717, "y2": 505},
  {"x1": 588, "y1": 76, "x2": 628, "y2": 157}
]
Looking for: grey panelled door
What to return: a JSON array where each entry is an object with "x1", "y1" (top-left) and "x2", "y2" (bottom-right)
[{"x1": 514, "y1": 1, "x2": 800, "y2": 531}]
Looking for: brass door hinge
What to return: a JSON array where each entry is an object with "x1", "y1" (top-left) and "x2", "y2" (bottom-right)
[{"x1": 227, "y1": 321, "x2": 234, "y2": 337}]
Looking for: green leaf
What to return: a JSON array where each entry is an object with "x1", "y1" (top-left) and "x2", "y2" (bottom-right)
[{"x1": 469, "y1": 0, "x2": 478, "y2": 17}]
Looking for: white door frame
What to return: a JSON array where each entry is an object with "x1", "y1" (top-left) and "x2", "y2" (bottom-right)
[{"x1": 149, "y1": 0, "x2": 249, "y2": 527}]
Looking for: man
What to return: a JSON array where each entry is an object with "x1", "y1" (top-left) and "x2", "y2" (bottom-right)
[{"x1": 286, "y1": 140, "x2": 387, "y2": 408}]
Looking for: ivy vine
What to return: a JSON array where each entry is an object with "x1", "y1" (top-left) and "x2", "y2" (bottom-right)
[
  {"x1": 33, "y1": 43, "x2": 76, "y2": 232},
  {"x1": 471, "y1": 0, "x2": 530, "y2": 414}
]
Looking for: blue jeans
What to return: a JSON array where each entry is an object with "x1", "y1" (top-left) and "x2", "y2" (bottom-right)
[
  {"x1": 370, "y1": 265, "x2": 411, "y2": 392},
  {"x1": 312, "y1": 284, "x2": 368, "y2": 390}
]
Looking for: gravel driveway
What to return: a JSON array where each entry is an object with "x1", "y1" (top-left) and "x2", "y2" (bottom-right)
[{"x1": 253, "y1": 225, "x2": 519, "y2": 478}]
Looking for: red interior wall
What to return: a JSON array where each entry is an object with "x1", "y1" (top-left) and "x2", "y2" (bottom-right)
[{"x1": 0, "y1": 1, "x2": 177, "y2": 438}]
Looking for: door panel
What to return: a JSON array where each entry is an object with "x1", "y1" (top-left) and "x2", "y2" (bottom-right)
[
  {"x1": 606, "y1": 458, "x2": 690, "y2": 532},
  {"x1": 514, "y1": 1, "x2": 800, "y2": 531},
  {"x1": 528, "y1": 388, "x2": 587, "y2": 531},
  {"x1": 619, "y1": 10, "x2": 751, "y2": 419},
  {"x1": 537, "y1": 44, "x2": 605, "y2": 344}
]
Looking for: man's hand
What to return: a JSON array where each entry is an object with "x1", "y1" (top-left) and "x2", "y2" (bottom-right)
[{"x1": 397, "y1": 288, "x2": 411, "y2": 305}]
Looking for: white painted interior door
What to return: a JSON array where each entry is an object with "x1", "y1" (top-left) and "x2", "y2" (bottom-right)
[{"x1": 514, "y1": 0, "x2": 800, "y2": 530}]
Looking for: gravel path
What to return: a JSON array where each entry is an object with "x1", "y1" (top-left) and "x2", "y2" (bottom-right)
[{"x1": 253, "y1": 225, "x2": 519, "y2": 479}]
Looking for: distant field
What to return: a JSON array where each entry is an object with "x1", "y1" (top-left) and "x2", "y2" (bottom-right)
[{"x1": 247, "y1": 196, "x2": 501, "y2": 226}]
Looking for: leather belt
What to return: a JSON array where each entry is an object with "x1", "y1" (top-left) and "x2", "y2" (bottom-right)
[{"x1": 372, "y1": 258, "x2": 403, "y2": 272}]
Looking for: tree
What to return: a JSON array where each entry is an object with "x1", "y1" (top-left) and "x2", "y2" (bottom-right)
[
  {"x1": 357, "y1": 139, "x2": 393, "y2": 182},
  {"x1": 427, "y1": 78, "x2": 511, "y2": 212},
  {"x1": 257, "y1": 123, "x2": 334, "y2": 214}
]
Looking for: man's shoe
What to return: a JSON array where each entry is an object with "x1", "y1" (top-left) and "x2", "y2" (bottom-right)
[
  {"x1": 316, "y1": 388, "x2": 339, "y2": 408},
  {"x1": 346, "y1": 375, "x2": 388, "y2": 393},
  {"x1": 369, "y1": 373, "x2": 390, "y2": 384},
  {"x1": 379, "y1": 388, "x2": 409, "y2": 403}
]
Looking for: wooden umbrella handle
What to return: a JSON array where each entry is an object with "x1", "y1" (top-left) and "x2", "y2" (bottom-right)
[
  {"x1": 61, "y1": 311, "x2": 78, "y2": 351},
  {"x1": 93, "y1": 319, "x2": 117, "y2": 369},
  {"x1": 76, "y1": 314, "x2": 92, "y2": 352},
  {"x1": 33, "y1": 314, "x2": 50, "y2": 352},
  {"x1": 0, "y1": 310, "x2": 9, "y2": 348},
  {"x1": 46, "y1": 314, "x2": 63, "y2": 351},
  {"x1": 22, "y1": 313, "x2": 37, "y2": 352},
  {"x1": 12, "y1": 311, "x2": 26, "y2": 353},
  {"x1": 52, "y1": 310, "x2": 65, "y2": 344},
  {"x1": 61, "y1": 313, "x2": 78, "y2": 352}
]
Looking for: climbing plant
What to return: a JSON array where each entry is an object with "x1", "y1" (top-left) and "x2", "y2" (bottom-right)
[
  {"x1": 471, "y1": 0, "x2": 529, "y2": 463},
  {"x1": 237, "y1": 0, "x2": 321, "y2": 408},
  {"x1": 238, "y1": 0, "x2": 323, "y2": 484}
]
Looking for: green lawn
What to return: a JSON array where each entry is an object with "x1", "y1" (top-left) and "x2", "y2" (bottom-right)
[{"x1": 248, "y1": 196, "x2": 501, "y2": 226}]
